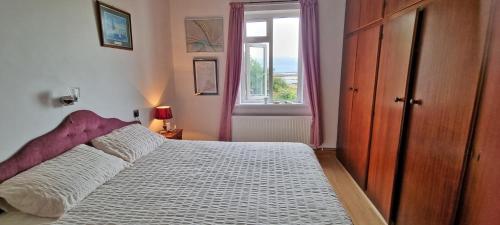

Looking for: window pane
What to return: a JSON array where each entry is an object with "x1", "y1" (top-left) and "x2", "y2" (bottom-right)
[
  {"x1": 246, "y1": 21, "x2": 267, "y2": 37},
  {"x1": 247, "y1": 44, "x2": 269, "y2": 98},
  {"x1": 273, "y1": 17, "x2": 300, "y2": 103}
]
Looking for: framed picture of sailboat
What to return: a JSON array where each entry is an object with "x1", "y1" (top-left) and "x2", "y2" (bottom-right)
[{"x1": 97, "y1": 1, "x2": 133, "y2": 50}]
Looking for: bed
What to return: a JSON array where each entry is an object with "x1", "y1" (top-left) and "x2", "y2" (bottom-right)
[{"x1": 0, "y1": 110, "x2": 351, "y2": 225}]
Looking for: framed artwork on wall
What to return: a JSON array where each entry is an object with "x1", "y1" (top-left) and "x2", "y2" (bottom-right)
[
  {"x1": 193, "y1": 58, "x2": 219, "y2": 95},
  {"x1": 96, "y1": 1, "x2": 133, "y2": 50},
  {"x1": 185, "y1": 17, "x2": 224, "y2": 52}
]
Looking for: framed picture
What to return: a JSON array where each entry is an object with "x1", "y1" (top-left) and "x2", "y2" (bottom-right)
[
  {"x1": 193, "y1": 58, "x2": 219, "y2": 95},
  {"x1": 97, "y1": 1, "x2": 133, "y2": 50},
  {"x1": 185, "y1": 17, "x2": 224, "y2": 52}
]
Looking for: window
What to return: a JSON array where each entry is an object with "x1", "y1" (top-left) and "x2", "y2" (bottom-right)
[
  {"x1": 240, "y1": 7, "x2": 302, "y2": 105},
  {"x1": 246, "y1": 21, "x2": 267, "y2": 37}
]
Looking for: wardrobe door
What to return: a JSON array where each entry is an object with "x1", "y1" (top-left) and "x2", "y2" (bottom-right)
[
  {"x1": 337, "y1": 35, "x2": 358, "y2": 169},
  {"x1": 366, "y1": 10, "x2": 419, "y2": 221},
  {"x1": 359, "y1": 0, "x2": 384, "y2": 27},
  {"x1": 385, "y1": 0, "x2": 422, "y2": 16},
  {"x1": 395, "y1": 0, "x2": 490, "y2": 224},
  {"x1": 459, "y1": 1, "x2": 500, "y2": 224},
  {"x1": 346, "y1": 25, "x2": 381, "y2": 189},
  {"x1": 345, "y1": 0, "x2": 361, "y2": 34}
]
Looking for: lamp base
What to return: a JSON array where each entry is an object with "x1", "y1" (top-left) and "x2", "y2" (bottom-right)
[{"x1": 161, "y1": 120, "x2": 172, "y2": 133}]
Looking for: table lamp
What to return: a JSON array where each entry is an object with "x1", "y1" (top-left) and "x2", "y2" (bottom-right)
[{"x1": 154, "y1": 106, "x2": 173, "y2": 133}]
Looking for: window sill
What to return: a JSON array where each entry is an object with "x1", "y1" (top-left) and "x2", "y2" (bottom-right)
[{"x1": 233, "y1": 103, "x2": 311, "y2": 116}]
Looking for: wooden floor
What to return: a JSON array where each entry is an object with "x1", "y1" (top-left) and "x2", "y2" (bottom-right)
[{"x1": 315, "y1": 150, "x2": 386, "y2": 225}]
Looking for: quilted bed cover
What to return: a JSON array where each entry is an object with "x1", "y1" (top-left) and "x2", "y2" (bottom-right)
[{"x1": 0, "y1": 140, "x2": 351, "y2": 225}]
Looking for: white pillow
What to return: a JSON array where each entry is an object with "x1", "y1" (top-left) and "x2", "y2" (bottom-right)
[
  {"x1": 0, "y1": 144, "x2": 129, "y2": 218},
  {"x1": 91, "y1": 124, "x2": 165, "y2": 162}
]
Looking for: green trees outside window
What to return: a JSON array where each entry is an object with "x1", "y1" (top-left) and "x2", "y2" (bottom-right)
[{"x1": 249, "y1": 58, "x2": 297, "y2": 102}]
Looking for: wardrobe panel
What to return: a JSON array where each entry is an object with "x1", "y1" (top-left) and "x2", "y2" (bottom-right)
[
  {"x1": 459, "y1": 1, "x2": 500, "y2": 224},
  {"x1": 345, "y1": 0, "x2": 361, "y2": 34},
  {"x1": 366, "y1": 10, "x2": 419, "y2": 221},
  {"x1": 385, "y1": 0, "x2": 422, "y2": 16},
  {"x1": 337, "y1": 35, "x2": 358, "y2": 168},
  {"x1": 359, "y1": 0, "x2": 384, "y2": 27},
  {"x1": 346, "y1": 25, "x2": 381, "y2": 189},
  {"x1": 395, "y1": 0, "x2": 490, "y2": 224}
]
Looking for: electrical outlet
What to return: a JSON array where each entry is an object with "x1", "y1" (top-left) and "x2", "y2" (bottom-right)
[{"x1": 133, "y1": 109, "x2": 140, "y2": 118}]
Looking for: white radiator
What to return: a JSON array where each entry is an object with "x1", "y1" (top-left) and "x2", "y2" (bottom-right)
[{"x1": 232, "y1": 116, "x2": 312, "y2": 144}]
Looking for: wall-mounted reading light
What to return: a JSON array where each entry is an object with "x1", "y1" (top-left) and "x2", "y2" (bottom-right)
[{"x1": 60, "y1": 87, "x2": 80, "y2": 106}]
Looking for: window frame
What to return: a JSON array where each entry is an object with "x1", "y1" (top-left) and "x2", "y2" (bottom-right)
[
  {"x1": 243, "y1": 42, "x2": 270, "y2": 103},
  {"x1": 240, "y1": 8, "x2": 303, "y2": 105}
]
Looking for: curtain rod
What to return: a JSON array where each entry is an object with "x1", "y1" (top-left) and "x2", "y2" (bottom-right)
[{"x1": 243, "y1": 0, "x2": 299, "y2": 5}]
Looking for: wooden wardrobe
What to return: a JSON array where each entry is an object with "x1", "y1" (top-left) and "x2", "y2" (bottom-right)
[
  {"x1": 337, "y1": 25, "x2": 381, "y2": 189},
  {"x1": 337, "y1": 0, "x2": 499, "y2": 224},
  {"x1": 458, "y1": 1, "x2": 500, "y2": 224},
  {"x1": 337, "y1": 0, "x2": 384, "y2": 189}
]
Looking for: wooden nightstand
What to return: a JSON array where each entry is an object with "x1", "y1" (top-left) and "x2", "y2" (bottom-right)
[{"x1": 162, "y1": 129, "x2": 183, "y2": 140}]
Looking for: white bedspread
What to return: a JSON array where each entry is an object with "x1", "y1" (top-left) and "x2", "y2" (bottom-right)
[{"x1": 0, "y1": 140, "x2": 351, "y2": 225}]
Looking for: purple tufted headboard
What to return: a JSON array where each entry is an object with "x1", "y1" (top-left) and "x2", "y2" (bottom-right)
[{"x1": 0, "y1": 110, "x2": 138, "y2": 183}]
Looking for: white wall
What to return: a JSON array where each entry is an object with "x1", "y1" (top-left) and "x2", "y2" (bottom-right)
[
  {"x1": 166, "y1": 0, "x2": 345, "y2": 148},
  {"x1": 167, "y1": 0, "x2": 230, "y2": 140},
  {"x1": 0, "y1": 0, "x2": 174, "y2": 161},
  {"x1": 318, "y1": 0, "x2": 346, "y2": 148}
]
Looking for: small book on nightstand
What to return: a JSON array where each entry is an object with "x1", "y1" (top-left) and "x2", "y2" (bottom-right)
[{"x1": 161, "y1": 129, "x2": 183, "y2": 140}]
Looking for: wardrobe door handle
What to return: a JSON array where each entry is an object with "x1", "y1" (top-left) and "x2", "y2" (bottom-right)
[
  {"x1": 409, "y1": 98, "x2": 423, "y2": 105},
  {"x1": 394, "y1": 97, "x2": 405, "y2": 103},
  {"x1": 349, "y1": 87, "x2": 354, "y2": 91},
  {"x1": 353, "y1": 88, "x2": 359, "y2": 92}
]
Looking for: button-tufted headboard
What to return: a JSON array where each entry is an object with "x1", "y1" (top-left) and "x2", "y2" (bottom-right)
[{"x1": 0, "y1": 110, "x2": 138, "y2": 183}]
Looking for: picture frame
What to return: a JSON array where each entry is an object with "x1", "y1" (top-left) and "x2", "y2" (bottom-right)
[
  {"x1": 185, "y1": 17, "x2": 224, "y2": 52},
  {"x1": 193, "y1": 58, "x2": 219, "y2": 95},
  {"x1": 96, "y1": 1, "x2": 133, "y2": 50}
]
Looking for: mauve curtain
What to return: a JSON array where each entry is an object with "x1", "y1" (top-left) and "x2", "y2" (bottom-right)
[
  {"x1": 219, "y1": 2, "x2": 244, "y2": 141},
  {"x1": 300, "y1": 0, "x2": 323, "y2": 147}
]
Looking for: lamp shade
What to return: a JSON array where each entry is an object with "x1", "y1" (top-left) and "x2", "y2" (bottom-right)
[{"x1": 154, "y1": 106, "x2": 173, "y2": 120}]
